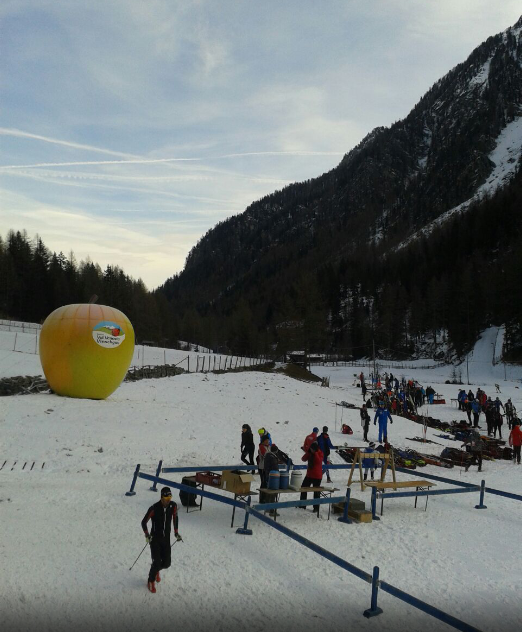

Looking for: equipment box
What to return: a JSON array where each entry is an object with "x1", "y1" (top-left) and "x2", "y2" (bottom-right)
[
  {"x1": 221, "y1": 470, "x2": 254, "y2": 494},
  {"x1": 195, "y1": 471, "x2": 222, "y2": 487}
]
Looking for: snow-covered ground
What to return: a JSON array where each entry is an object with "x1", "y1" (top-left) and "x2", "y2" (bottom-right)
[{"x1": 1, "y1": 326, "x2": 521, "y2": 632}]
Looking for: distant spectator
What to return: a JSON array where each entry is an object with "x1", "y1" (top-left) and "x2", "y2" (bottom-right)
[
  {"x1": 509, "y1": 421, "x2": 522, "y2": 465},
  {"x1": 360, "y1": 404, "x2": 371, "y2": 442},
  {"x1": 374, "y1": 402, "x2": 393, "y2": 443},
  {"x1": 471, "y1": 399, "x2": 481, "y2": 428},
  {"x1": 240, "y1": 424, "x2": 255, "y2": 473},
  {"x1": 462, "y1": 431, "x2": 484, "y2": 472},
  {"x1": 492, "y1": 410, "x2": 503, "y2": 439},
  {"x1": 426, "y1": 386, "x2": 435, "y2": 405},
  {"x1": 505, "y1": 399, "x2": 516, "y2": 429}
]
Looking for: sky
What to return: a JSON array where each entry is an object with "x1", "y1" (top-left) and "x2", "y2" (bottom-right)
[{"x1": 1, "y1": 1, "x2": 521, "y2": 290}]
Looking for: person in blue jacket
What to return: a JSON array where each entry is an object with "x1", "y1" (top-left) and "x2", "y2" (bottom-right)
[
  {"x1": 317, "y1": 426, "x2": 336, "y2": 483},
  {"x1": 374, "y1": 402, "x2": 393, "y2": 443}
]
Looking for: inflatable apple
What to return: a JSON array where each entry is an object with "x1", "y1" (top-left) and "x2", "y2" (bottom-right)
[{"x1": 39, "y1": 303, "x2": 135, "y2": 399}]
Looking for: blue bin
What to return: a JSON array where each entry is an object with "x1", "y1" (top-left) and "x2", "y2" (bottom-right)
[
  {"x1": 268, "y1": 470, "x2": 280, "y2": 490},
  {"x1": 279, "y1": 471, "x2": 290, "y2": 490}
]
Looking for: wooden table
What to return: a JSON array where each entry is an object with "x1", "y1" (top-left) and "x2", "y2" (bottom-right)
[
  {"x1": 364, "y1": 480, "x2": 436, "y2": 515},
  {"x1": 258, "y1": 487, "x2": 340, "y2": 520},
  {"x1": 183, "y1": 477, "x2": 258, "y2": 526}
]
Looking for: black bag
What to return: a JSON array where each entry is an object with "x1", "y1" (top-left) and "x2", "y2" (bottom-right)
[{"x1": 179, "y1": 476, "x2": 198, "y2": 507}]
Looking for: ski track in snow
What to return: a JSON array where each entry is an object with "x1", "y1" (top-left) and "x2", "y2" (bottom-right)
[{"x1": 0, "y1": 326, "x2": 521, "y2": 632}]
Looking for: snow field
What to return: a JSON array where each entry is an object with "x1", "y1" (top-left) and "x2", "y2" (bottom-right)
[{"x1": 0, "y1": 327, "x2": 521, "y2": 632}]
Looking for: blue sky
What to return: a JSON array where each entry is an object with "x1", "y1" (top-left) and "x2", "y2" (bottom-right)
[{"x1": 1, "y1": 1, "x2": 520, "y2": 289}]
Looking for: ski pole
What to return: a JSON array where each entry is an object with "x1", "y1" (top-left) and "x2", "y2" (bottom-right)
[
  {"x1": 171, "y1": 537, "x2": 183, "y2": 549},
  {"x1": 129, "y1": 541, "x2": 148, "y2": 571}
]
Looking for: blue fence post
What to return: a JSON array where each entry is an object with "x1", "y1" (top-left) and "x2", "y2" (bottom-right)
[
  {"x1": 338, "y1": 487, "x2": 352, "y2": 524},
  {"x1": 149, "y1": 460, "x2": 163, "y2": 491},
  {"x1": 125, "y1": 464, "x2": 141, "y2": 496},
  {"x1": 236, "y1": 496, "x2": 253, "y2": 535},
  {"x1": 475, "y1": 479, "x2": 487, "y2": 509},
  {"x1": 371, "y1": 486, "x2": 380, "y2": 521},
  {"x1": 363, "y1": 565, "x2": 383, "y2": 618}
]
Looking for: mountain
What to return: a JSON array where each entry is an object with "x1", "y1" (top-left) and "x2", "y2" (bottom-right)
[{"x1": 159, "y1": 17, "x2": 522, "y2": 360}]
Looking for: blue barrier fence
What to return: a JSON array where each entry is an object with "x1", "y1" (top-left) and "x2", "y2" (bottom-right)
[{"x1": 126, "y1": 465, "x2": 483, "y2": 631}]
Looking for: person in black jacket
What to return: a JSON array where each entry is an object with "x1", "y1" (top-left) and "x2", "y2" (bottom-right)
[
  {"x1": 141, "y1": 486, "x2": 182, "y2": 593},
  {"x1": 240, "y1": 424, "x2": 255, "y2": 472}
]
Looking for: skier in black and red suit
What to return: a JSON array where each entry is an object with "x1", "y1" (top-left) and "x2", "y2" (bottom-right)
[{"x1": 141, "y1": 486, "x2": 182, "y2": 593}]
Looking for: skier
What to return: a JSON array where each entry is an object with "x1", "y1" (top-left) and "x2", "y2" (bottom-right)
[
  {"x1": 374, "y1": 402, "x2": 393, "y2": 443},
  {"x1": 301, "y1": 427, "x2": 319, "y2": 452},
  {"x1": 317, "y1": 426, "x2": 335, "y2": 483},
  {"x1": 141, "y1": 487, "x2": 182, "y2": 593},
  {"x1": 508, "y1": 420, "x2": 522, "y2": 464},
  {"x1": 300, "y1": 441, "x2": 324, "y2": 514},
  {"x1": 240, "y1": 424, "x2": 255, "y2": 472}
]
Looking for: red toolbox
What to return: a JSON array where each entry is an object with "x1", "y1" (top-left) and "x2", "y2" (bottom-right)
[{"x1": 195, "y1": 471, "x2": 222, "y2": 487}]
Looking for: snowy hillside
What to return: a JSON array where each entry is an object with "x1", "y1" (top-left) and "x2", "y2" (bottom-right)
[{"x1": 1, "y1": 327, "x2": 521, "y2": 632}]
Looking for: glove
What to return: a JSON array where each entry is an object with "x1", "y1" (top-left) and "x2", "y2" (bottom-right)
[
  {"x1": 145, "y1": 534, "x2": 152, "y2": 543},
  {"x1": 175, "y1": 533, "x2": 183, "y2": 542},
  {"x1": 374, "y1": 422, "x2": 376, "y2": 426},
  {"x1": 390, "y1": 420, "x2": 393, "y2": 424}
]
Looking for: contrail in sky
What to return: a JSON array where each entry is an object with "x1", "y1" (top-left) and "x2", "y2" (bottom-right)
[{"x1": 0, "y1": 127, "x2": 136, "y2": 158}]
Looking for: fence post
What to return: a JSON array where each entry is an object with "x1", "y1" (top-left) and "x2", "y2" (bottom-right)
[
  {"x1": 126, "y1": 464, "x2": 141, "y2": 496},
  {"x1": 475, "y1": 479, "x2": 487, "y2": 509},
  {"x1": 187, "y1": 356, "x2": 190, "y2": 373},
  {"x1": 371, "y1": 486, "x2": 380, "y2": 521},
  {"x1": 150, "y1": 460, "x2": 163, "y2": 491},
  {"x1": 236, "y1": 496, "x2": 253, "y2": 535},
  {"x1": 363, "y1": 566, "x2": 383, "y2": 618},
  {"x1": 338, "y1": 487, "x2": 353, "y2": 524}
]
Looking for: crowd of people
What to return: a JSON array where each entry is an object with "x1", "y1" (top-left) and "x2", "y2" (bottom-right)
[{"x1": 359, "y1": 370, "x2": 436, "y2": 417}]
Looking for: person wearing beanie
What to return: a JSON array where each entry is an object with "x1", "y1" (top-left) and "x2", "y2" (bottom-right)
[
  {"x1": 240, "y1": 424, "x2": 255, "y2": 472},
  {"x1": 258, "y1": 427, "x2": 272, "y2": 446},
  {"x1": 362, "y1": 442, "x2": 379, "y2": 481},
  {"x1": 301, "y1": 427, "x2": 319, "y2": 452},
  {"x1": 141, "y1": 487, "x2": 182, "y2": 593},
  {"x1": 317, "y1": 426, "x2": 336, "y2": 483},
  {"x1": 300, "y1": 441, "x2": 324, "y2": 514}
]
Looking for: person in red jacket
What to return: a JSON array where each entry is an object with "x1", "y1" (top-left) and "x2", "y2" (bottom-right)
[
  {"x1": 509, "y1": 420, "x2": 522, "y2": 464},
  {"x1": 300, "y1": 441, "x2": 324, "y2": 514},
  {"x1": 301, "y1": 427, "x2": 319, "y2": 452}
]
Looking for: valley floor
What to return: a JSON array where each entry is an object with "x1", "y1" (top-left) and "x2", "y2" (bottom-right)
[{"x1": 1, "y1": 327, "x2": 521, "y2": 632}]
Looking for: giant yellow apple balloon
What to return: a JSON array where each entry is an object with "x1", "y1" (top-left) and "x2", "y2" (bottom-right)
[{"x1": 39, "y1": 304, "x2": 135, "y2": 399}]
